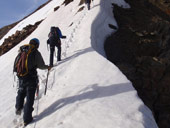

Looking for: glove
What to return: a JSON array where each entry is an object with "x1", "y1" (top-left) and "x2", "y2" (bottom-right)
[
  {"x1": 62, "y1": 36, "x2": 66, "y2": 39},
  {"x1": 48, "y1": 66, "x2": 52, "y2": 71}
]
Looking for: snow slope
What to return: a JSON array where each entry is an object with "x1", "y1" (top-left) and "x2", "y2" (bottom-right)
[{"x1": 0, "y1": 0, "x2": 158, "y2": 128}]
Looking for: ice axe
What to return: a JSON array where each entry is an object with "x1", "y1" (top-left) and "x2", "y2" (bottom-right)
[{"x1": 44, "y1": 70, "x2": 50, "y2": 95}]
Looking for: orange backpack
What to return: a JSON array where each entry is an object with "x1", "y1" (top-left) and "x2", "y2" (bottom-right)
[{"x1": 13, "y1": 44, "x2": 35, "y2": 77}]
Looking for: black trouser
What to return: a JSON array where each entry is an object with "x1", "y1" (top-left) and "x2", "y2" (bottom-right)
[
  {"x1": 86, "y1": 0, "x2": 91, "y2": 10},
  {"x1": 15, "y1": 78, "x2": 37, "y2": 123},
  {"x1": 87, "y1": 3, "x2": 90, "y2": 10},
  {"x1": 50, "y1": 45, "x2": 61, "y2": 66}
]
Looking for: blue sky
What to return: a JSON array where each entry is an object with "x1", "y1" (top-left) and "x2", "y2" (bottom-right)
[{"x1": 0, "y1": 0, "x2": 49, "y2": 28}]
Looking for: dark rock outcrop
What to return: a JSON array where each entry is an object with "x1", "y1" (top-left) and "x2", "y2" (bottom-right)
[
  {"x1": 79, "y1": 0, "x2": 85, "y2": 5},
  {"x1": 62, "y1": 0, "x2": 74, "y2": 6},
  {"x1": 104, "y1": 0, "x2": 170, "y2": 128},
  {"x1": 0, "y1": 22, "x2": 19, "y2": 40},
  {"x1": 54, "y1": 6, "x2": 60, "y2": 11},
  {"x1": 0, "y1": 0, "x2": 53, "y2": 56},
  {"x1": 77, "y1": 6, "x2": 85, "y2": 12},
  {"x1": 0, "y1": 20, "x2": 43, "y2": 56}
]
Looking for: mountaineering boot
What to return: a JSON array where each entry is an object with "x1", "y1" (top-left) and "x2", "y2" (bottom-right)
[
  {"x1": 15, "y1": 109, "x2": 22, "y2": 115},
  {"x1": 24, "y1": 117, "x2": 33, "y2": 126}
]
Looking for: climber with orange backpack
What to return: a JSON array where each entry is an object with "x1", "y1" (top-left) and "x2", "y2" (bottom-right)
[{"x1": 13, "y1": 38, "x2": 51, "y2": 126}]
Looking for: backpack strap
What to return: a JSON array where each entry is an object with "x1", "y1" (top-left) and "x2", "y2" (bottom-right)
[{"x1": 23, "y1": 45, "x2": 35, "y2": 76}]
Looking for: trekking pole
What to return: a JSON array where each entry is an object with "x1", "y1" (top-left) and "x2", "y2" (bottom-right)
[
  {"x1": 36, "y1": 85, "x2": 39, "y2": 97},
  {"x1": 44, "y1": 70, "x2": 50, "y2": 95},
  {"x1": 13, "y1": 73, "x2": 16, "y2": 88}
]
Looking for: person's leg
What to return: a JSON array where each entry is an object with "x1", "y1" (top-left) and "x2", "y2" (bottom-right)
[
  {"x1": 15, "y1": 80, "x2": 26, "y2": 115},
  {"x1": 23, "y1": 86, "x2": 36, "y2": 124},
  {"x1": 50, "y1": 46, "x2": 55, "y2": 66},
  {"x1": 87, "y1": 3, "x2": 90, "y2": 10},
  {"x1": 57, "y1": 45, "x2": 61, "y2": 61}
]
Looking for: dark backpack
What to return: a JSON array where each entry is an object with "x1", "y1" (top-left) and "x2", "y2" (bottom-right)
[
  {"x1": 48, "y1": 27, "x2": 60, "y2": 46},
  {"x1": 13, "y1": 44, "x2": 36, "y2": 77}
]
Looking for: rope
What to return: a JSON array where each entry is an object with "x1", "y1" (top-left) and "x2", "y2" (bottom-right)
[{"x1": 33, "y1": 85, "x2": 40, "y2": 128}]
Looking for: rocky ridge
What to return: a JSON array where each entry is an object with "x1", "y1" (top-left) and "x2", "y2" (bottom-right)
[
  {"x1": 0, "y1": 20, "x2": 43, "y2": 56},
  {"x1": 104, "y1": 0, "x2": 170, "y2": 128}
]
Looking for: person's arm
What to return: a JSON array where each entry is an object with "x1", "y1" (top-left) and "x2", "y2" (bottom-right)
[
  {"x1": 57, "y1": 28, "x2": 66, "y2": 39},
  {"x1": 36, "y1": 51, "x2": 49, "y2": 69},
  {"x1": 48, "y1": 32, "x2": 50, "y2": 37},
  {"x1": 47, "y1": 40, "x2": 49, "y2": 51},
  {"x1": 47, "y1": 39, "x2": 50, "y2": 44},
  {"x1": 61, "y1": 35, "x2": 66, "y2": 39},
  {"x1": 57, "y1": 28, "x2": 62, "y2": 38}
]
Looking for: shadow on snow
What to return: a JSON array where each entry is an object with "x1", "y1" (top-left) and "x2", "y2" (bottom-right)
[{"x1": 36, "y1": 82, "x2": 133, "y2": 122}]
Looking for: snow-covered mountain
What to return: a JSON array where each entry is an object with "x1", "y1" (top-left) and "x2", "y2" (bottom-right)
[{"x1": 0, "y1": 0, "x2": 158, "y2": 128}]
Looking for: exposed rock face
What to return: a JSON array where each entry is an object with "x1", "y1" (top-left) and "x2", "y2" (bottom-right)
[
  {"x1": 0, "y1": 22, "x2": 18, "y2": 40},
  {"x1": 77, "y1": 6, "x2": 85, "y2": 12},
  {"x1": 0, "y1": 20, "x2": 43, "y2": 56},
  {"x1": 62, "y1": 0, "x2": 74, "y2": 6},
  {"x1": 104, "y1": 0, "x2": 170, "y2": 128},
  {"x1": 54, "y1": 6, "x2": 60, "y2": 11},
  {"x1": 0, "y1": 0, "x2": 53, "y2": 56},
  {"x1": 79, "y1": 0, "x2": 85, "y2": 5},
  {"x1": 149, "y1": 0, "x2": 170, "y2": 15}
]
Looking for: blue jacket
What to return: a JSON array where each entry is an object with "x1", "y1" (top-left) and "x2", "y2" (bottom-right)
[{"x1": 56, "y1": 27, "x2": 66, "y2": 39}]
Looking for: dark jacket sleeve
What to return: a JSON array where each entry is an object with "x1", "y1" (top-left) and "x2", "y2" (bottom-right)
[{"x1": 36, "y1": 51, "x2": 49, "y2": 69}]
